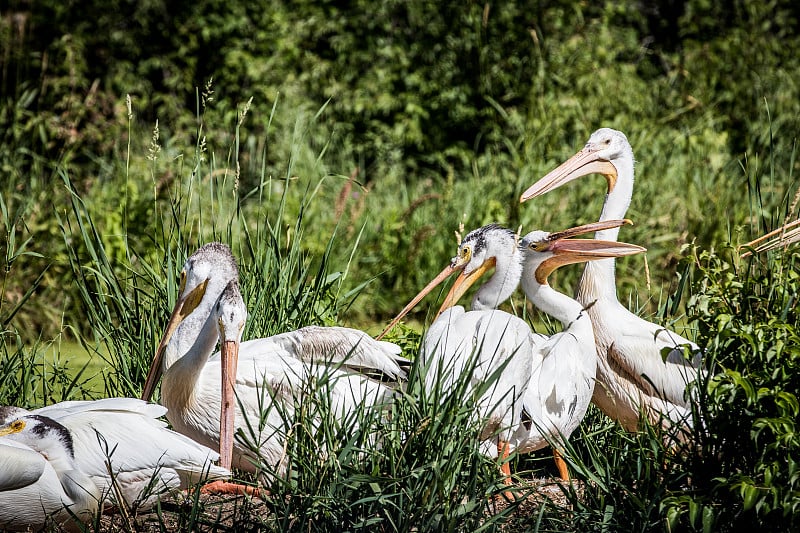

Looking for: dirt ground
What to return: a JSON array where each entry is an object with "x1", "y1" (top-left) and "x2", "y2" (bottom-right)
[{"x1": 95, "y1": 475, "x2": 577, "y2": 532}]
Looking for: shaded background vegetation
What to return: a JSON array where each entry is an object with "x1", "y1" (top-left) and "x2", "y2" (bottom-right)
[
  {"x1": 3, "y1": 0, "x2": 799, "y2": 339},
  {"x1": 1, "y1": 1, "x2": 800, "y2": 530}
]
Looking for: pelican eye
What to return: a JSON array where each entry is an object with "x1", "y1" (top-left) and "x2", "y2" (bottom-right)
[
  {"x1": 0, "y1": 419, "x2": 25, "y2": 436},
  {"x1": 529, "y1": 241, "x2": 550, "y2": 252}
]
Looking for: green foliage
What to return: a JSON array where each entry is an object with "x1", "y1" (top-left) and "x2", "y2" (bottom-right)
[
  {"x1": 2, "y1": 0, "x2": 800, "y2": 529},
  {"x1": 233, "y1": 348, "x2": 525, "y2": 531},
  {"x1": 673, "y1": 245, "x2": 800, "y2": 530},
  {"x1": 56, "y1": 138, "x2": 355, "y2": 399},
  {"x1": 3, "y1": 0, "x2": 800, "y2": 336},
  {"x1": 538, "y1": 409, "x2": 692, "y2": 533}
]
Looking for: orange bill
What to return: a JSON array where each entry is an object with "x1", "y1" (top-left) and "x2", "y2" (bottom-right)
[
  {"x1": 435, "y1": 257, "x2": 496, "y2": 317},
  {"x1": 141, "y1": 278, "x2": 209, "y2": 401},
  {"x1": 533, "y1": 236, "x2": 646, "y2": 285},
  {"x1": 520, "y1": 147, "x2": 618, "y2": 203},
  {"x1": 376, "y1": 265, "x2": 458, "y2": 340}
]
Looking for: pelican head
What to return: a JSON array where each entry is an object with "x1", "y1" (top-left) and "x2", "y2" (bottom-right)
[
  {"x1": 520, "y1": 219, "x2": 646, "y2": 286},
  {"x1": 520, "y1": 128, "x2": 633, "y2": 202},
  {"x1": 142, "y1": 242, "x2": 239, "y2": 401},
  {"x1": 377, "y1": 224, "x2": 520, "y2": 339},
  {"x1": 0, "y1": 409, "x2": 77, "y2": 473},
  {"x1": 215, "y1": 280, "x2": 247, "y2": 469},
  {"x1": 0, "y1": 405, "x2": 29, "y2": 424},
  {"x1": 182, "y1": 243, "x2": 239, "y2": 298},
  {"x1": 443, "y1": 224, "x2": 522, "y2": 310}
]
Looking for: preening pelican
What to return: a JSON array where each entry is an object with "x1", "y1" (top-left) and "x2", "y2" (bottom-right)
[
  {"x1": 142, "y1": 243, "x2": 407, "y2": 482},
  {"x1": 520, "y1": 128, "x2": 702, "y2": 431},
  {"x1": 0, "y1": 399, "x2": 229, "y2": 513},
  {"x1": 0, "y1": 413, "x2": 99, "y2": 531}
]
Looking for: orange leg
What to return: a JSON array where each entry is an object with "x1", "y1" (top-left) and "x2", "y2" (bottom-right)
[
  {"x1": 498, "y1": 440, "x2": 512, "y2": 483},
  {"x1": 553, "y1": 448, "x2": 570, "y2": 481},
  {"x1": 199, "y1": 479, "x2": 268, "y2": 499},
  {"x1": 497, "y1": 440, "x2": 517, "y2": 500}
]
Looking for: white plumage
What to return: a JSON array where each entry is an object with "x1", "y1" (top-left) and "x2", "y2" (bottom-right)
[
  {"x1": 0, "y1": 418, "x2": 99, "y2": 532},
  {"x1": 0, "y1": 397, "x2": 229, "y2": 530},
  {"x1": 34, "y1": 398, "x2": 229, "y2": 506},
  {"x1": 505, "y1": 226, "x2": 644, "y2": 469},
  {"x1": 411, "y1": 225, "x2": 543, "y2": 461},
  {"x1": 142, "y1": 243, "x2": 407, "y2": 477},
  {"x1": 521, "y1": 128, "x2": 702, "y2": 431},
  {"x1": 382, "y1": 222, "x2": 641, "y2": 481}
]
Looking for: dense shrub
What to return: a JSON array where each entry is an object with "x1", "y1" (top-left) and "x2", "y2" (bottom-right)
[{"x1": 673, "y1": 245, "x2": 800, "y2": 531}]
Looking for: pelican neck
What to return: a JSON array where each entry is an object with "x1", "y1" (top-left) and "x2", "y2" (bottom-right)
[
  {"x1": 473, "y1": 245, "x2": 522, "y2": 310},
  {"x1": 162, "y1": 283, "x2": 223, "y2": 390},
  {"x1": 522, "y1": 275, "x2": 590, "y2": 336},
  {"x1": 579, "y1": 152, "x2": 634, "y2": 303}
]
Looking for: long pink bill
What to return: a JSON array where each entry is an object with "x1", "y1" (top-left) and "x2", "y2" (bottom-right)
[
  {"x1": 376, "y1": 264, "x2": 458, "y2": 340},
  {"x1": 545, "y1": 219, "x2": 634, "y2": 242},
  {"x1": 520, "y1": 147, "x2": 617, "y2": 203},
  {"x1": 535, "y1": 238, "x2": 646, "y2": 285},
  {"x1": 219, "y1": 337, "x2": 239, "y2": 470}
]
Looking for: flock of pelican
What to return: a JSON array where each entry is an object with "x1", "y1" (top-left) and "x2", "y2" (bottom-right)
[{"x1": 1, "y1": 127, "x2": 704, "y2": 530}]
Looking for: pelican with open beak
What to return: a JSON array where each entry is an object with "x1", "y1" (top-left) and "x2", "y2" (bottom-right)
[
  {"x1": 520, "y1": 128, "x2": 702, "y2": 432},
  {"x1": 380, "y1": 220, "x2": 642, "y2": 486}
]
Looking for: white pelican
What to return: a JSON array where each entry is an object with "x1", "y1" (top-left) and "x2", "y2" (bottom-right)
[
  {"x1": 380, "y1": 220, "x2": 641, "y2": 482},
  {"x1": 508, "y1": 223, "x2": 645, "y2": 475},
  {"x1": 520, "y1": 128, "x2": 702, "y2": 431},
  {"x1": 0, "y1": 399, "x2": 229, "y2": 512},
  {"x1": 381, "y1": 224, "x2": 545, "y2": 486},
  {"x1": 0, "y1": 413, "x2": 100, "y2": 531},
  {"x1": 142, "y1": 243, "x2": 407, "y2": 484}
]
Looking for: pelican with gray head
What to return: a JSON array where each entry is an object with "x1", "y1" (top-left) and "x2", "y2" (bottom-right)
[{"x1": 143, "y1": 242, "x2": 409, "y2": 488}]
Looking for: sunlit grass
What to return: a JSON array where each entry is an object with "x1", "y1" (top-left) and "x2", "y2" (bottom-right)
[{"x1": 45, "y1": 340, "x2": 108, "y2": 394}]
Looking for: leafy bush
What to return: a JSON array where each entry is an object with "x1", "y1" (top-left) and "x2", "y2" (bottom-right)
[
  {"x1": 671, "y1": 244, "x2": 800, "y2": 531},
  {"x1": 3, "y1": 0, "x2": 800, "y2": 339}
]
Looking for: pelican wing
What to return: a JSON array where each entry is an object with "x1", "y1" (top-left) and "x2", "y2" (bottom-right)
[
  {"x1": 532, "y1": 332, "x2": 594, "y2": 431},
  {"x1": 0, "y1": 440, "x2": 97, "y2": 530},
  {"x1": 36, "y1": 397, "x2": 168, "y2": 424},
  {"x1": 611, "y1": 316, "x2": 702, "y2": 409},
  {"x1": 508, "y1": 319, "x2": 595, "y2": 457},
  {"x1": 421, "y1": 308, "x2": 536, "y2": 441},
  {"x1": 234, "y1": 326, "x2": 409, "y2": 381},
  {"x1": 0, "y1": 441, "x2": 46, "y2": 490},
  {"x1": 235, "y1": 347, "x2": 395, "y2": 417},
  {"x1": 36, "y1": 399, "x2": 229, "y2": 508}
]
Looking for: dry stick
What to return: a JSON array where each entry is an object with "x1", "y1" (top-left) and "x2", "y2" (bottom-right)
[
  {"x1": 741, "y1": 218, "x2": 800, "y2": 257},
  {"x1": 745, "y1": 181, "x2": 800, "y2": 253}
]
